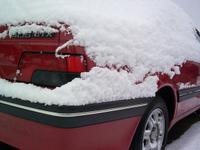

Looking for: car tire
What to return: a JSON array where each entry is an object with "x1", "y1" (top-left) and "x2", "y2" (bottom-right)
[
  {"x1": 196, "y1": 109, "x2": 200, "y2": 118},
  {"x1": 130, "y1": 97, "x2": 169, "y2": 150}
]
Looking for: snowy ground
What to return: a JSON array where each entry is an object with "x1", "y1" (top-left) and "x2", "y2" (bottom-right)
[{"x1": 166, "y1": 114, "x2": 200, "y2": 150}]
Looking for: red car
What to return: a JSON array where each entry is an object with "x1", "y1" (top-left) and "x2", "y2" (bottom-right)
[{"x1": 0, "y1": 22, "x2": 200, "y2": 150}]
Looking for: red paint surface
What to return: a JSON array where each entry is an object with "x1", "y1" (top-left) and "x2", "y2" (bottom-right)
[
  {"x1": 158, "y1": 61, "x2": 200, "y2": 127},
  {"x1": 0, "y1": 113, "x2": 140, "y2": 150}
]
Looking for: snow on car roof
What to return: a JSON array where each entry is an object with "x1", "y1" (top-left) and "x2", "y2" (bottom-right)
[{"x1": 0, "y1": 0, "x2": 200, "y2": 106}]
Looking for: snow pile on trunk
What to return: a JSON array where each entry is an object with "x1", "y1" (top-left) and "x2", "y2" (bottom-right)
[
  {"x1": 0, "y1": 0, "x2": 200, "y2": 105},
  {"x1": 8, "y1": 24, "x2": 58, "y2": 37},
  {"x1": 0, "y1": 68, "x2": 158, "y2": 106},
  {"x1": 179, "y1": 82, "x2": 196, "y2": 90}
]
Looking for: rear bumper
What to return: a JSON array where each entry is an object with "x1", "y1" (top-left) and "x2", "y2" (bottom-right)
[{"x1": 0, "y1": 96, "x2": 152, "y2": 150}]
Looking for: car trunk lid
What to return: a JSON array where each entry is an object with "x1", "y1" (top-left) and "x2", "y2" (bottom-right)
[{"x1": 0, "y1": 23, "x2": 64, "y2": 81}]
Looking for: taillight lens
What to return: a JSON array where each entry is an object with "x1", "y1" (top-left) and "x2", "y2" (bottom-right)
[
  {"x1": 32, "y1": 70, "x2": 80, "y2": 87},
  {"x1": 18, "y1": 53, "x2": 86, "y2": 87}
]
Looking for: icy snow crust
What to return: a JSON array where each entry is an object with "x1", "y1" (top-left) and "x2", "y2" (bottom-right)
[{"x1": 0, "y1": 0, "x2": 200, "y2": 105}]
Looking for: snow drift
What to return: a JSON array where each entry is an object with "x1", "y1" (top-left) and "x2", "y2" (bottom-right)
[{"x1": 0, "y1": 0, "x2": 200, "y2": 105}]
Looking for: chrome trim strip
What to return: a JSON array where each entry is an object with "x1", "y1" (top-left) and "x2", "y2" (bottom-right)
[
  {"x1": 179, "y1": 89, "x2": 200, "y2": 97},
  {"x1": 0, "y1": 100, "x2": 148, "y2": 118},
  {"x1": 179, "y1": 85, "x2": 200, "y2": 95}
]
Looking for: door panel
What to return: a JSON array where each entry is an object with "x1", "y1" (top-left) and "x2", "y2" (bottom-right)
[{"x1": 172, "y1": 61, "x2": 200, "y2": 117}]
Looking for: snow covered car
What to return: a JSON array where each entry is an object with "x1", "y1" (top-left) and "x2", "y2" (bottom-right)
[{"x1": 0, "y1": 0, "x2": 200, "y2": 150}]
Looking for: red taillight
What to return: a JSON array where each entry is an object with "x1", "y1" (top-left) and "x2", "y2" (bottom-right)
[
  {"x1": 67, "y1": 55, "x2": 85, "y2": 72},
  {"x1": 17, "y1": 53, "x2": 86, "y2": 85}
]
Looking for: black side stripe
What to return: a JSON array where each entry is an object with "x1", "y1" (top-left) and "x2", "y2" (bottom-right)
[
  {"x1": 0, "y1": 96, "x2": 153, "y2": 128},
  {"x1": 179, "y1": 86, "x2": 200, "y2": 101}
]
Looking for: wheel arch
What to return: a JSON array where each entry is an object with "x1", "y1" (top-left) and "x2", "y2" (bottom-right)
[
  {"x1": 156, "y1": 85, "x2": 178, "y2": 123},
  {"x1": 129, "y1": 85, "x2": 178, "y2": 150}
]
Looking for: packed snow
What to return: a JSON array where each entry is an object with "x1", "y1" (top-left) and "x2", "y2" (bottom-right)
[
  {"x1": 0, "y1": 31, "x2": 7, "y2": 39},
  {"x1": 179, "y1": 82, "x2": 196, "y2": 90},
  {"x1": 0, "y1": 0, "x2": 200, "y2": 105},
  {"x1": 166, "y1": 122, "x2": 200, "y2": 150},
  {"x1": 0, "y1": 68, "x2": 158, "y2": 106},
  {"x1": 8, "y1": 23, "x2": 58, "y2": 38}
]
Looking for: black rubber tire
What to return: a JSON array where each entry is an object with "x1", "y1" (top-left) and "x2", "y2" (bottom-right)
[
  {"x1": 196, "y1": 109, "x2": 200, "y2": 118},
  {"x1": 130, "y1": 97, "x2": 169, "y2": 150}
]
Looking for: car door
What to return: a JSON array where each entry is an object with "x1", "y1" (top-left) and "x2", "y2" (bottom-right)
[{"x1": 173, "y1": 28, "x2": 200, "y2": 117}]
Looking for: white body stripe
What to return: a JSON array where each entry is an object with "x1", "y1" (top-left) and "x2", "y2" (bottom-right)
[{"x1": 0, "y1": 100, "x2": 148, "y2": 118}]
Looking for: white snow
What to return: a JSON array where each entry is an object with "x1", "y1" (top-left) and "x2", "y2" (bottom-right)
[
  {"x1": 0, "y1": 0, "x2": 200, "y2": 105},
  {"x1": 0, "y1": 68, "x2": 158, "y2": 106},
  {"x1": 55, "y1": 40, "x2": 72, "y2": 58},
  {"x1": 166, "y1": 122, "x2": 200, "y2": 150},
  {"x1": 0, "y1": 30, "x2": 8, "y2": 39},
  {"x1": 8, "y1": 23, "x2": 58, "y2": 37},
  {"x1": 179, "y1": 82, "x2": 196, "y2": 90}
]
